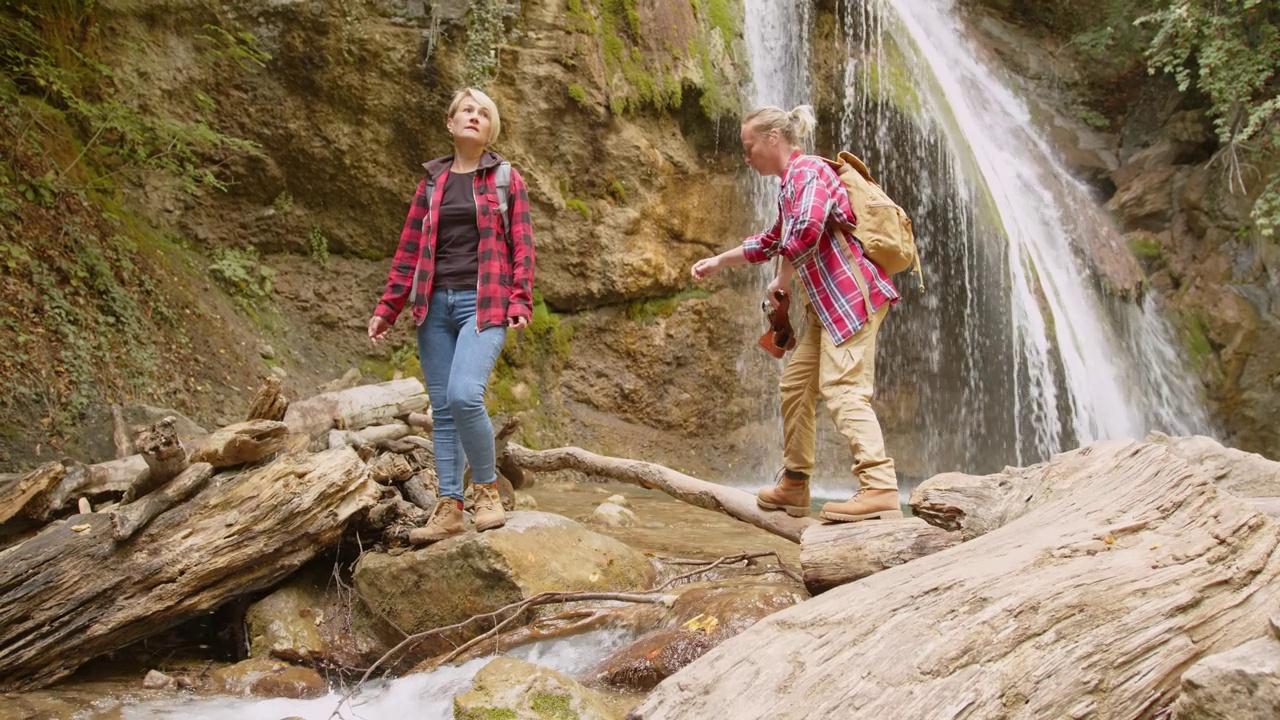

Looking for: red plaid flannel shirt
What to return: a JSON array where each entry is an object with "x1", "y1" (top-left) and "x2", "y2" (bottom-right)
[
  {"x1": 743, "y1": 152, "x2": 898, "y2": 345},
  {"x1": 375, "y1": 151, "x2": 535, "y2": 330}
]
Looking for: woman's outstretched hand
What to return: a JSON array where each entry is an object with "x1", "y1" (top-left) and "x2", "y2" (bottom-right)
[
  {"x1": 691, "y1": 255, "x2": 721, "y2": 280},
  {"x1": 508, "y1": 315, "x2": 529, "y2": 330},
  {"x1": 368, "y1": 316, "x2": 391, "y2": 342}
]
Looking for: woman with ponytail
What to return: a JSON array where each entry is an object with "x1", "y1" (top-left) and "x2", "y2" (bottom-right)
[{"x1": 691, "y1": 104, "x2": 902, "y2": 523}]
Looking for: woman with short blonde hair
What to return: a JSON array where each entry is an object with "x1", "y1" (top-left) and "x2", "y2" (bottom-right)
[{"x1": 368, "y1": 87, "x2": 535, "y2": 544}]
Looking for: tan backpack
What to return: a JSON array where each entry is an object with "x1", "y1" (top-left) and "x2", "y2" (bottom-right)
[{"x1": 822, "y1": 151, "x2": 924, "y2": 292}]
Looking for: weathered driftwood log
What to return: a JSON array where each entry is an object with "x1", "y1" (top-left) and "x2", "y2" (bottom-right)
[
  {"x1": 356, "y1": 422, "x2": 413, "y2": 446},
  {"x1": 246, "y1": 376, "x2": 289, "y2": 422},
  {"x1": 282, "y1": 378, "x2": 429, "y2": 439},
  {"x1": 108, "y1": 463, "x2": 214, "y2": 541},
  {"x1": 0, "y1": 448, "x2": 378, "y2": 691},
  {"x1": 630, "y1": 439, "x2": 1280, "y2": 720},
  {"x1": 123, "y1": 417, "x2": 188, "y2": 503},
  {"x1": 406, "y1": 411, "x2": 433, "y2": 431},
  {"x1": 799, "y1": 518, "x2": 962, "y2": 594},
  {"x1": 506, "y1": 445, "x2": 815, "y2": 542},
  {"x1": 369, "y1": 453, "x2": 414, "y2": 484},
  {"x1": 35, "y1": 456, "x2": 147, "y2": 520},
  {"x1": 0, "y1": 463, "x2": 63, "y2": 525},
  {"x1": 186, "y1": 420, "x2": 288, "y2": 468},
  {"x1": 403, "y1": 474, "x2": 437, "y2": 511}
]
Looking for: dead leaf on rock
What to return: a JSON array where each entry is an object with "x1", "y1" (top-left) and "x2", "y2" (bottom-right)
[{"x1": 71, "y1": 524, "x2": 91, "y2": 532}]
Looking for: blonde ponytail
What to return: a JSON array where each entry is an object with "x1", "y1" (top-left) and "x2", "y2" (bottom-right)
[{"x1": 743, "y1": 104, "x2": 816, "y2": 146}]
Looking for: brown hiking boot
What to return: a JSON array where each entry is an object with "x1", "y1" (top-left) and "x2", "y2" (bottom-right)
[
  {"x1": 819, "y1": 488, "x2": 903, "y2": 522},
  {"x1": 473, "y1": 482, "x2": 506, "y2": 532},
  {"x1": 757, "y1": 469, "x2": 811, "y2": 517},
  {"x1": 409, "y1": 498, "x2": 464, "y2": 545}
]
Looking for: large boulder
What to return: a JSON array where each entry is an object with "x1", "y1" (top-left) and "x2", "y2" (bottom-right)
[
  {"x1": 454, "y1": 657, "x2": 625, "y2": 720},
  {"x1": 207, "y1": 657, "x2": 326, "y2": 699},
  {"x1": 245, "y1": 568, "x2": 390, "y2": 670},
  {"x1": 353, "y1": 511, "x2": 656, "y2": 657}
]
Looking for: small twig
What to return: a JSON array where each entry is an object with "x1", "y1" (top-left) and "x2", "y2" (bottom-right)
[{"x1": 654, "y1": 551, "x2": 804, "y2": 588}]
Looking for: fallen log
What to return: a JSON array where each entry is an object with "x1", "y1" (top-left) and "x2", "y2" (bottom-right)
[
  {"x1": 282, "y1": 378, "x2": 429, "y2": 439},
  {"x1": 0, "y1": 463, "x2": 63, "y2": 525},
  {"x1": 630, "y1": 439, "x2": 1280, "y2": 719},
  {"x1": 402, "y1": 474, "x2": 437, "y2": 511},
  {"x1": 36, "y1": 456, "x2": 147, "y2": 520},
  {"x1": 108, "y1": 462, "x2": 214, "y2": 541},
  {"x1": 0, "y1": 447, "x2": 379, "y2": 691},
  {"x1": 799, "y1": 518, "x2": 961, "y2": 594},
  {"x1": 186, "y1": 420, "x2": 288, "y2": 468},
  {"x1": 506, "y1": 445, "x2": 815, "y2": 543}
]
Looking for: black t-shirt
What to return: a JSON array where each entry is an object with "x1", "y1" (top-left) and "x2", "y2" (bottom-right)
[{"x1": 434, "y1": 170, "x2": 480, "y2": 290}]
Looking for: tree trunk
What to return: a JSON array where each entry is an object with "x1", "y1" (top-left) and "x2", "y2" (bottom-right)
[
  {"x1": 282, "y1": 378, "x2": 429, "y2": 439},
  {"x1": 506, "y1": 445, "x2": 815, "y2": 542},
  {"x1": 629, "y1": 439, "x2": 1280, "y2": 720},
  {"x1": 799, "y1": 518, "x2": 961, "y2": 594},
  {"x1": 0, "y1": 447, "x2": 378, "y2": 691}
]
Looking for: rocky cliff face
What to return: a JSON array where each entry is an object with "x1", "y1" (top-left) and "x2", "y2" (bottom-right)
[
  {"x1": 962, "y1": 5, "x2": 1280, "y2": 459},
  {"x1": 1, "y1": 0, "x2": 767, "y2": 467}
]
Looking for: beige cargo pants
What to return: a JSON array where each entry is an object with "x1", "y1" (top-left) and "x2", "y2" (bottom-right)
[{"x1": 779, "y1": 304, "x2": 897, "y2": 491}]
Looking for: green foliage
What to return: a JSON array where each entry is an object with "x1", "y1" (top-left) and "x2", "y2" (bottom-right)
[
  {"x1": 308, "y1": 226, "x2": 330, "y2": 269},
  {"x1": 488, "y1": 292, "x2": 573, "y2": 415},
  {"x1": 529, "y1": 692, "x2": 577, "y2": 720},
  {"x1": 565, "y1": 198, "x2": 591, "y2": 220},
  {"x1": 0, "y1": 4, "x2": 264, "y2": 197},
  {"x1": 1137, "y1": 0, "x2": 1280, "y2": 236},
  {"x1": 208, "y1": 247, "x2": 276, "y2": 300},
  {"x1": 567, "y1": 82, "x2": 588, "y2": 107},
  {"x1": 1128, "y1": 235, "x2": 1163, "y2": 259},
  {"x1": 625, "y1": 288, "x2": 710, "y2": 324},
  {"x1": 273, "y1": 190, "x2": 293, "y2": 212},
  {"x1": 195, "y1": 23, "x2": 270, "y2": 72},
  {"x1": 465, "y1": 0, "x2": 520, "y2": 89}
]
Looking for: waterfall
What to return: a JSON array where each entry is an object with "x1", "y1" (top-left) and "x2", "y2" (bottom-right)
[{"x1": 739, "y1": 0, "x2": 1211, "y2": 485}]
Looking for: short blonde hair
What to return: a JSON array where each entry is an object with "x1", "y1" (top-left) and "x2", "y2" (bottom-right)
[
  {"x1": 447, "y1": 88, "x2": 501, "y2": 145},
  {"x1": 743, "y1": 104, "x2": 816, "y2": 145}
]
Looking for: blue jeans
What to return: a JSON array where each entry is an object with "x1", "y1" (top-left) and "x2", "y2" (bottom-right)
[{"x1": 418, "y1": 290, "x2": 507, "y2": 501}]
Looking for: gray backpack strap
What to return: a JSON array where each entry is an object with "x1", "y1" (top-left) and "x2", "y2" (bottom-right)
[{"x1": 494, "y1": 161, "x2": 512, "y2": 237}]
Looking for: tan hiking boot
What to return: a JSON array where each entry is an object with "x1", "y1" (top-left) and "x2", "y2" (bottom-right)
[
  {"x1": 757, "y1": 469, "x2": 811, "y2": 517},
  {"x1": 819, "y1": 488, "x2": 903, "y2": 522},
  {"x1": 473, "y1": 482, "x2": 506, "y2": 532},
  {"x1": 409, "y1": 498, "x2": 464, "y2": 545}
]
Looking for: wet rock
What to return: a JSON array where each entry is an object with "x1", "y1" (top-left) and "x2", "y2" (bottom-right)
[
  {"x1": 591, "y1": 502, "x2": 636, "y2": 527},
  {"x1": 1107, "y1": 165, "x2": 1181, "y2": 232},
  {"x1": 353, "y1": 511, "x2": 656, "y2": 656},
  {"x1": 1172, "y1": 635, "x2": 1280, "y2": 719},
  {"x1": 453, "y1": 657, "x2": 622, "y2": 720},
  {"x1": 142, "y1": 669, "x2": 175, "y2": 689},
  {"x1": 245, "y1": 568, "x2": 390, "y2": 670},
  {"x1": 208, "y1": 657, "x2": 326, "y2": 699},
  {"x1": 589, "y1": 581, "x2": 807, "y2": 691},
  {"x1": 606, "y1": 494, "x2": 630, "y2": 508}
]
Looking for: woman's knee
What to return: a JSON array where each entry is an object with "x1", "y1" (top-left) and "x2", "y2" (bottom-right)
[{"x1": 445, "y1": 382, "x2": 488, "y2": 416}]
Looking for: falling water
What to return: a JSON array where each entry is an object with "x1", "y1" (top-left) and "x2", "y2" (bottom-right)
[{"x1": 739, "y1": 0, "x2": 1211, "y2": 484}]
